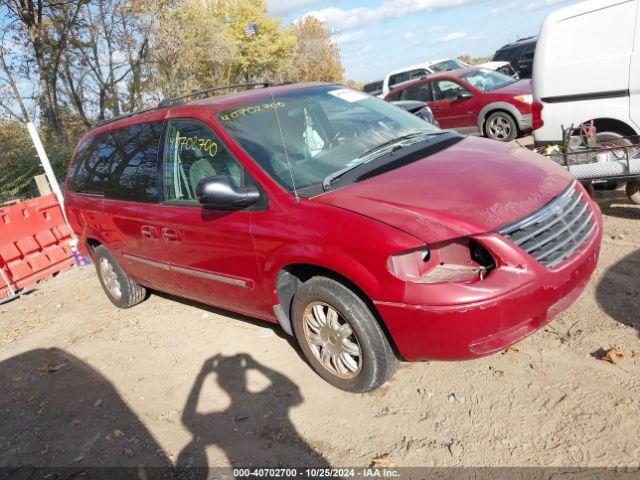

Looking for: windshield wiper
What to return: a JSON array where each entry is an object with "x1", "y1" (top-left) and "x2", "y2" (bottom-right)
[{"x1": 322, "y1": 131, "x2": 446, "y2": 191}]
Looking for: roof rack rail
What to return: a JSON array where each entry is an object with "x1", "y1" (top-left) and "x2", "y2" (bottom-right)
[
  {"x1": 158, "y1": 82, "x2": 272, "y2": 107},
  {"x1": 93, "y1": 82, "x2": 272, "y2": 128}
]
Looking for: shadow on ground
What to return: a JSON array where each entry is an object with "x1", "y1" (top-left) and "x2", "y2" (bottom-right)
[
  {"x1": 0, "y1": 349, "x2": 328, "y2": 478},
  {"x1": 596, "y1": 249, "x2": 640, "y2": 335},
  {"x1": 0, "y1": 348, "x2": 172, "y2": 478},
  {"x1": 592, "y1": 188, "x2": 640, "y2": 220},
  {"x1": 177, "y1": 354, "x2": 330, "y2": 479}
]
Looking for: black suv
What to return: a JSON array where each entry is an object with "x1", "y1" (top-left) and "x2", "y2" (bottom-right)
[{"x1": 492, "y1": 36, "x2": 537, "y2": 79}]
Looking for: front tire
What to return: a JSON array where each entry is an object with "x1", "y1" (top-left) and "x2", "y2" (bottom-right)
[
  {"x1": 485, "y1": 111, "x2": 517, "y2": 142},
  {"x1": 291, "y1": 276, "x2": 398, "y2": 393},
  {"x1": 94, "y1": 245, "x2": 147, "y2": 309}
]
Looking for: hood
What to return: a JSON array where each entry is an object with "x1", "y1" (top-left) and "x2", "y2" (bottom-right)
[
  {"x1": 493, "y1": 79, "x2": 532, "y2": 95},
  {"x1": 313, "y1": 136, "x2": 573, "y2": 243}
]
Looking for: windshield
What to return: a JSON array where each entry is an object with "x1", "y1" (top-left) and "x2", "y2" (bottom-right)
[
  {"x1": 218, "y1": 85, "x2": 441, "y2": 193},
  {"x1": 429, "y1": 59, "x2": 468, "y2": 73},
  {"x1": 460, "y1": 69, "x2": 516, "y2": 91}
]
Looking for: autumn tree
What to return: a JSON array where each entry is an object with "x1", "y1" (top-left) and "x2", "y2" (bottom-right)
[
  {"x1": 152, "y1": 0, "x2": 297, "y2": 99},
  {"x1": 288, "y1": 17, "x2": 343, "y2": 83}
]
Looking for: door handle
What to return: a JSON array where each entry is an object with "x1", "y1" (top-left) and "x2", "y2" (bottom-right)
[
  {"x1": 431, "y1": 106, "x2": 441, "y2": 111},
  {"x1": 141, "y1": 225, "x2": 159, "y2": 239},
  {"x1": 162, "y1": 228, "x2": 181, "y2": 242}
]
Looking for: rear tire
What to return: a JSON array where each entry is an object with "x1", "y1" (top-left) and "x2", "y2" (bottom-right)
[
  {"x1": 93, "y1": 245, "x2": 147, "y2": 309},
  {"x1": 291, "y1": 276, "x2": 398, "y2": 393},
  {"x1": 485, "y1": 111, "x2": 517, "y2": 142},
  {"x1": 626, "y1": 181, "x2": 640, "y2": 205}
]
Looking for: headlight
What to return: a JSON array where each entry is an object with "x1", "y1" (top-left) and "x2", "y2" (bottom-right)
[
  {"x1": 514, "y1": 94, "x2": 533, "y2": 104},
  {"x1": 387, "y1": 239, "x2": 496, "y2": 284}
]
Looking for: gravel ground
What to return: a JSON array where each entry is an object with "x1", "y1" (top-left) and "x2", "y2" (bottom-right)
[{"x1": 0, "y1": 186, "x2": 638, "y2": 472}]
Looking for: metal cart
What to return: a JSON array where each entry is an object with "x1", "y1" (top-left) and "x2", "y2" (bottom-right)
[{"x1": 535, "y1": 126, "x2": 640, "y2": 205}]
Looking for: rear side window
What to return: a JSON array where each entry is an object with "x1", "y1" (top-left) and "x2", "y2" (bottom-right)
[
  {"x1": 390, "y1": 69, "x2": 428, "y2": 89},
  {"x1": 68, "y1": 122, "x2": 162, "y2": 202},
  {"x1": 105, "y1": 122, "x2": 162, "y2": 203},
  {"x1": 68, "y1": 135, "x2": 111, "y2": 195}
]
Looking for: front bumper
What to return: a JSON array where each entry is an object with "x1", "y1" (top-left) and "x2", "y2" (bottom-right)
[{"x1": 375, "y1": 203, "x2": 603, "y2": 362}]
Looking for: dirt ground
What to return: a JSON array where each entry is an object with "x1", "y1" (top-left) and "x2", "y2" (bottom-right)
[{"x1": 1, "y1": 186, "x2": 639, "y2": 472}]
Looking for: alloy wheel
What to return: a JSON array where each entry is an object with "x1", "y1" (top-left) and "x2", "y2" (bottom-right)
[
  {"x1": 302, "y1": 302, "x2": 362, "y2": 379},
  {"x1": 488, "y1": 115, "x2": 513, "y2": 140},
  {"x1": 99, "y1": 257, "x2": 122, "y2": 300}
]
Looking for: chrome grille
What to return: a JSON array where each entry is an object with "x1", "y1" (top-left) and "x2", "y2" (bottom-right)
[{"x1": 499, "y1": 182, "x2": 596, "y2": 268}]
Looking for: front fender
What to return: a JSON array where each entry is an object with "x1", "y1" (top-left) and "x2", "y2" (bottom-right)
[{"x1": 263, "y1": 243, "x2": 384, "y2": 306}]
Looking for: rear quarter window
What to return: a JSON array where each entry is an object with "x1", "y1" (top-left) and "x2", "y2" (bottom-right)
[{"x1": 68, "y1": 121, "x2": 162, "y2": 202}]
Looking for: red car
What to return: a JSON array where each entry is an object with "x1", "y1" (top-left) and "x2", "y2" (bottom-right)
[
  {"x1": 65, "y1": 83, "x2": 601, "y2": 392},
  {"x1": 385, "y1": 67, "x2": 533, "y2": 142}
]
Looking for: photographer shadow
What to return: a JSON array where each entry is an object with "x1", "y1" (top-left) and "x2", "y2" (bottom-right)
[{"x1": 176, "y1": 354, "x2": 330, "y2": 478}]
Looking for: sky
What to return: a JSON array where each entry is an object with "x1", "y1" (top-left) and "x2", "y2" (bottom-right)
[{"x1": 266, "y1": 0, "x2": 581, "y2": 83}]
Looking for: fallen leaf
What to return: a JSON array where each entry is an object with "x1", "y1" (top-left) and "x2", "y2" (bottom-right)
[
  {"x1": 71, "y1": 418, "x2": 81, "y2": 425},
  {"x1": 602, "y1": 347, "x2": 624, "y2": 364},
  {"x1": 530, "y1": 363, "x2": 546, "y2": 375},
  {"x1": 503, "y1": 347, "x2": 519, "y2": 356},
  {"x1": 11, "y1": 376, "x2": 22, "y2": 384},
  {"x1": 370, "y1": 453, "x2": 395, "y2": 468}
]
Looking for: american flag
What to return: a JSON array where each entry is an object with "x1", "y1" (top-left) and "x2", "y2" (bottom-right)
[{"x1": 243, "y1": 22, "x2": 258, "y2": 37}]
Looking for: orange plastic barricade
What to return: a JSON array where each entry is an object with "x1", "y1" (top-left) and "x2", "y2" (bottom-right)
[{"x1": 0, "y1": 194, "x2": 74, "y2": 302}]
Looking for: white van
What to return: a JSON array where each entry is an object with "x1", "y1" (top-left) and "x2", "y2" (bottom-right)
[{"x1": 533, "y1": 0, "x2": 640, "y2": 145}]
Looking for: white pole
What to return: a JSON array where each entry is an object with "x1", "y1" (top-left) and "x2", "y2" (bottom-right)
[
  {"x1": 26, "y1": 122, "x2": 64, "y2": 207},
  {"x1": 25, "y1": 122, "x2": 75, "y2": 240}
]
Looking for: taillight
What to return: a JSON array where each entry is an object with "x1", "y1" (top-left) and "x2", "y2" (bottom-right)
[{"x1": 532, "y1": 100, "x2": 544, "y2": 130}]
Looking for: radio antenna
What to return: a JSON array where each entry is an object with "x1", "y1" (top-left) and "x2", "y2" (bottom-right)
[{"x1": 270, "y1": 90, "x2": 299, "y2": 203}]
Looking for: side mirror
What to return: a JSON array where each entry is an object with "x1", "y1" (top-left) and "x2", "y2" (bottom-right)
[
  {"x1": 196, "y1": 175, "x2": 261, "y2": 210},
  {"x1": 457, "y1": 91, "x2": 473, "y2": 100}
]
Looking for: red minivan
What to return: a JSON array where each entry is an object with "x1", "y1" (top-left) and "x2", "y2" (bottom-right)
[
  {"x1": 385, "y1": 67, "x2": 533, "y2": 142},
  {"x1": 65, "y1": 83, "x2": 602, "y2": 392}
]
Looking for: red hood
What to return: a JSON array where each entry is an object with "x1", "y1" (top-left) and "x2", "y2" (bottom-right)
[
  {"x1": 492, "y1": 79, "x2": 532, "y2": 95},
  {"x1": 313, "y1": 136, "x2": 573, "y2": 242}
]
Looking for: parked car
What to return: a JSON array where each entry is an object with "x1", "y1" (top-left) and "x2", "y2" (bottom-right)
[
  {"x1": 385, "y1": 67, "x2": 533, "y2": 141},
  {"x1": 363, "y1": 80, "x2": 384, "y2": 97},
  {"x1": 391, "y1": 100, "x2": 440, "y2": 127},
  {"x1": 477, "y1": 61, "x2": 519, "y2": 79},
  {"x1": 493, "y1": 36, "x2": 537, "y2": 79},
  {"x1": 382, "y1": 59, "x2": 469, "y2": 96},
  {"x1": 65, "y1": 82, "x2": 602, "y2": 393}
]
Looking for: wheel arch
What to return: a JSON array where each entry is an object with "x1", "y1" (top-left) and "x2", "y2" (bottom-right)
[
  {"x1": 478, "y1": 102, "x2": 523, "y2": 132},
  {"x1": 274, "y1": 263, "x2": 400, "y2": 355},
  {"x1": 589, "y1": 117, "x2": 637, "y2": 137}
]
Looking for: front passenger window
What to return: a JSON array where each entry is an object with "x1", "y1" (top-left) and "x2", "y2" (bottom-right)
[
  {"x1": 163, "y1": 119, "x2": 244, "y2": 202},
  {"x1": 432, "y1": 80, "x2": 468, "y2": 101}
]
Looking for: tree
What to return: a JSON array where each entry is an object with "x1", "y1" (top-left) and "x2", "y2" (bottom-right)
[
  {"x1": 152, "y1": 0, "x2": 238, "y2": 98},
  {"x1": 288, "y1": 17, "x2": 343, "y2": 83},
  {"x1": 62, "y1": 0, "x2": 161, "y2": 123},
  {"x1": 152, "y1": 0, "x2": 297, "y2": 99},
  {"x1": 1, "y1": 0, "x2": 87, "y2": 142}
]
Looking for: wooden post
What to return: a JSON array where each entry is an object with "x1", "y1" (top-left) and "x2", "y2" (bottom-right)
[{"x1": 34, "y1": 174, "x2": 52, "y2": 196}]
